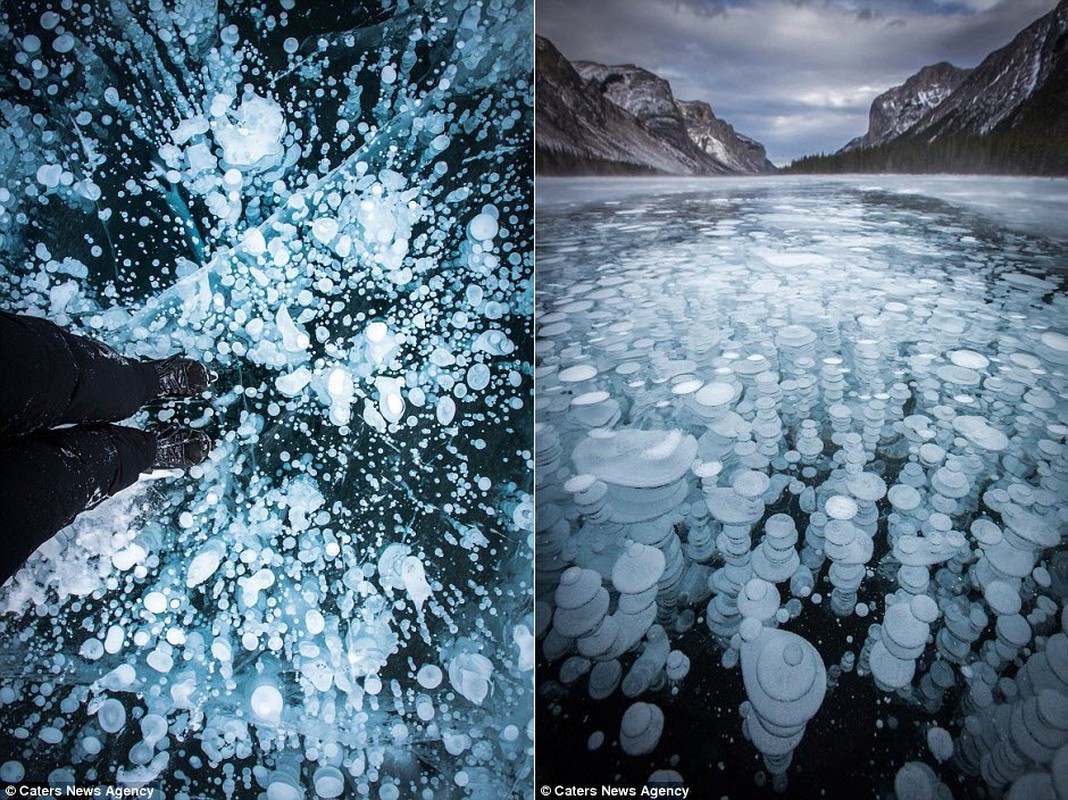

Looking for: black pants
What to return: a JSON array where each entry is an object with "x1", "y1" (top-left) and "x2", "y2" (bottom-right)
[{"x1": 0, "y1": 312, "x2": 160, "y2": 586}]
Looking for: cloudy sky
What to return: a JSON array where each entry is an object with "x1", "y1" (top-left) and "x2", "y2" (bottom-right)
[{"x1": 536, "y1": 0, "x2": 1059, "y2": 165}]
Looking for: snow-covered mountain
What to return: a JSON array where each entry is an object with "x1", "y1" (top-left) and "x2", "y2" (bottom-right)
[
  {"x1": 677, "y1": 100, "x2": 777, "y2": 173},
  {"x1": 841, "y1": 62, "x2": 972, "y2": 152},
  {"x1": 535, "y1": 36, "x2": 700, "y2": 174},
  {"x1": 822, "y1": 0, "x2": 1068, "y2": 173},
  {"x1": 536, "y1": 35, "x2": 774, "y2": 175},
  {"x1": 909, "y1": 0, "x2": 1068, "y2": 140}
]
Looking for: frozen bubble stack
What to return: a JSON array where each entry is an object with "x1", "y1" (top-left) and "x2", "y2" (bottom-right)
[
  {"x1": 751, "y1": 513, "x2": 801, "y2": 586},
  {"x1": 823, "y1": 494, "x2": 873, "y2": 616},
  {"x1": 740, "y1": 627, "x2": 827, "y2": 791},
  {"x1": 552, "y1": 567, "x2": 610, "y2": 656},
  {"x1": 622, "y1": 625, "x2": 671, "y2": 698},
  {"x1": 935, "y1": 596, "x2": 990, "y2": 665},
  {"x1": 705, "y1": 469, "x2": 769, "y2": 650},
  {"x1": 619, "y1": 702, "x2": 665, "y2": 757},
  {"x1": 893, "y1": 761, "x2": 952, "y2": 800},
  {"x1": 918, "y1": 660, "x2": 958, "y2": 713},
  {"x1": 867, "y1": 595, "x2": 940, "y2": 693},
  {"x1": 954, "y1": 688, "x2": 1068, "y2": 791},
  {"x1": 569, "y1": 429, "x2": 697, "y2": 625}
]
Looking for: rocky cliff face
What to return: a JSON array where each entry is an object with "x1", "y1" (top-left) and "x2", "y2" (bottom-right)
[
  {"x1": 677, "y1": 100, "x2": 775, "y2": 173},
  {"x1": 535, "y1": 36, "x2": 704, "y2": 174},
  {"x1": 572, "y1": 61, "x2": 710, "y2": 166},
  {"x1": 536, "y1": 35, "x2": 776, "y2": 175},
  {"x1": 909, "y1": 0, "x2": 1068, "y2": 140},
  {"x1": 842, "y1": 62, "x2": 971, "y2": 151},
  {"x1": 838, "y1": 0, "x2": 1067, "y2": 154}
]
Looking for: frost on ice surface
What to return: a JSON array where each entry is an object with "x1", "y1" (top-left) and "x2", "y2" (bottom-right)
[
  {"x1": 0, "y1": 1, "x2": 533, "y2": 797},
  {"x1": 535, "y1": 178, "x2": 1067, "y2": 796}
]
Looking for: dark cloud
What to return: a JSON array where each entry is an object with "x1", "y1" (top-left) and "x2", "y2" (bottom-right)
[
  {"x1": 536, "y1": 0, "x2": 1058, "y2": 164},
  {"x1": 670, "y1": 0, "x2": 729, "y2": 18},
  {"x1": 855, "y1": 8, "x2": 884, "y2": 22}
]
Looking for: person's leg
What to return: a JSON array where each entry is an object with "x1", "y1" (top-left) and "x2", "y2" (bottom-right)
[
  {"x1": 53, "y1": 323, "x2": 160, "y2": 427},
  {"x1": 0, "y1": 311, "x2": 159, "y2": 436},
  {"x1": 0, "y1": 423, "x2": 157, "y2": 586},
  {"x1": 0, "y1": 311, "x2": 78, "y2": 435}
]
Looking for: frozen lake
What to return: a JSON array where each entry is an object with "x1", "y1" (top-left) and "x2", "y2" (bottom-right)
[
  {"x1": 0, "y1": 2, "x2": 533, "y2": 799},
  {"x1": 534, "y1": 176, "x2": 1067, "y2": 798},
  {"x1": 537, "y1": 175, "x2": 1068, "y2": 244}
]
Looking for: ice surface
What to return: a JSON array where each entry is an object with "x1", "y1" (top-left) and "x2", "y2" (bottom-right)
[
  {"x1": 536, "y1": 174, "x2": 1068, "y2": 244},
  {"x1": 0, "y1": 1, "x2": 533, "y2": 798},
  {"x1": 535, "y1": 176, "x2": 1067, "y2": 794}
]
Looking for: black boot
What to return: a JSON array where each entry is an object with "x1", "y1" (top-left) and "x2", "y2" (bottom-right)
[
  {"x1": 152, "y1": 426, "x2": 212, "y2": 468},
  {"x1": 150, "y1": 356, "x2": 216, "y2": 399}
]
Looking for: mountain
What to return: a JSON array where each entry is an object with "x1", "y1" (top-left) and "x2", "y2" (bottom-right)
[
  {"x1": 841, "y1": 62, "x2": 972, "y2": 152},
  {"x1": 571, "y1": 60, "x2": 714, "y2": 169},
  {"x1": 536, "y1": 35, "x2": 775, "y2": 175},
  {"x1": 677, "y1": 100, "x2": 777, "y2": 173},
  {"x1": 535, "y1": 36, "x2": 699, "y2": 175},
  {"x1": 910, "y1": 0, "x2": 1068, "y2": 140},
  {"x1": 790, "y1": 0, "x2": 1068, "y2": 176}
]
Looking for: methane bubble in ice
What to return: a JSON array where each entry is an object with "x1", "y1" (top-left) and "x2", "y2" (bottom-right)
[
  {"x1": 741, "y1": 628, "x2": 826, "y2": 792},
  {"x1": 535, "y1": 179, "x2": 1067, "y2": 794},
  {"x1": 0, "y1": 1, "x2": 533, "y2": 797},
  {"x1": 619, "y1": 702, "x2": 664, "y2": 756}
]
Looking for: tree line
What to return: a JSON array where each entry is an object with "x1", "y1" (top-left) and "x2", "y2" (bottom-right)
[{"x1": 785, "y1": 130, "x2": 1068, "y2": 177}]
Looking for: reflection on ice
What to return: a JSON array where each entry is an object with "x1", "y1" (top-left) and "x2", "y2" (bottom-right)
[
  {"x1": 536, "y1": 178, "x2": 1067, "y2": 795},
  {"x1": 0, "y1": 1, "x2": 533, "y2": 797}
]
